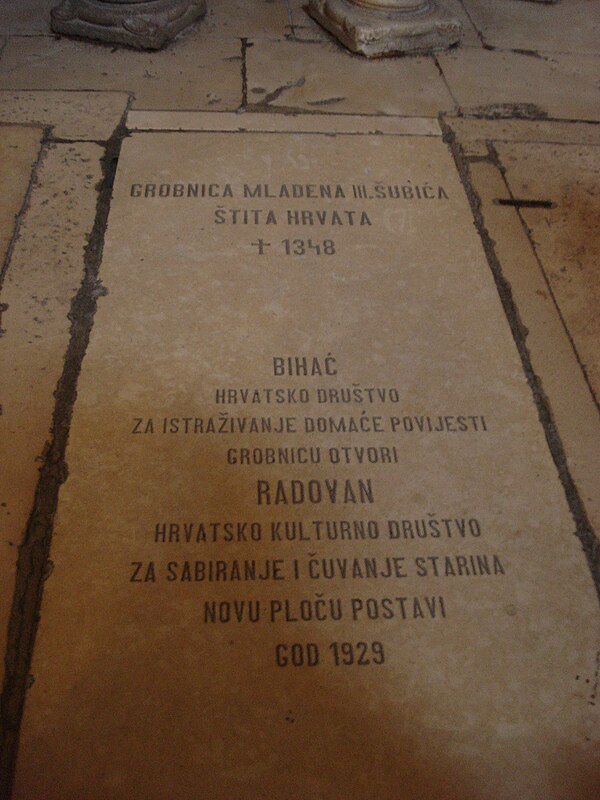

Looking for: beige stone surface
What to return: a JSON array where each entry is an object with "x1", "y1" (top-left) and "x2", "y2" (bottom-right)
[
  {"x1": 446, "y1": 116, "x2": 600, "y2": 148},
  {"x1": 0, "y1": 141, "x2": 103, "y2": 689},
  {"x1": 469, "y1": 158, "x2": 600, "y2": 547},
  {"x1": 497, "y1": 141, "x2": 600, "y2": 404},
  {"x1": 0, "y1": 35, "x2": 242, "y2": 111},
  {"x1": 462, "y1": 0, "x2": 600, "y2": 55},
  {"x1": 204, "y1": 0, "x2": 293, "y2": 39},
  {"x1": 0, "y1": 124, "x2": 41, "y2": 263},
  {"x1": 13, "y1": 129, "x2": 599, "y2": 799},
  {"x1": 435, "y1": 0, "x2": 481, "y2": 48},
  {"x1": 0, "y1": 0, "x2": 54, "y2": 35},
  {"x1": 127, "y1": 109, "x2": 442, "y2": 135},
  {"x1": 0, "y1": 124, "x2": 44, "y2": 684},
  {"x1": 438, "y1": 48, "x2": 600, "y2": 121},
  {"x1": 0, "y1": 91, "x2": 130, "y2": 141},
  {"x1": 246, "y1": 39, "x2": 455, "y2": 114},
  {"x1": 288, "y1": 0, "x2": 331, "y2": 41}
]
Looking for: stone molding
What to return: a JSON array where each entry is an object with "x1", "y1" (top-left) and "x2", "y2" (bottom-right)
[
  {"x1": 307, "y1": 0, "x2": 462, "y2": 57},
  {"x1": 51, "y1": 0, "x2": 207, "y2": 49}
]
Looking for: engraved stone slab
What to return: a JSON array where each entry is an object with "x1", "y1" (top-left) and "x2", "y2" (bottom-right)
[{"x1": 13, "y1": 124, "x2": 599, "y2": 799}]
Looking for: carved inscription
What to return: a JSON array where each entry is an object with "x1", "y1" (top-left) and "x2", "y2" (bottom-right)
[{"x1": 13, "y1": 132, "x2": 598, "y2": 800}]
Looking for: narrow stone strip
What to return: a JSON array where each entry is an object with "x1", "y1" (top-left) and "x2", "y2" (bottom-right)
[
  {"x1": 0, "y1": 104, "x2": 131, "y2": 800},
  {"x1": 490, "y1": 143, "x2": 599, "y2": 413},
  {"x1": 0, "y1": 128, "x2": 49, "y2": 291},
  {"x1": 439, "y1": 116, "x2": 600, "y2": 603}
]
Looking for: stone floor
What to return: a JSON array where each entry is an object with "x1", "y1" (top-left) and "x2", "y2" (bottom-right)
[{"x1": 0, "y1": 1, "x2": 599, "y2": 798}]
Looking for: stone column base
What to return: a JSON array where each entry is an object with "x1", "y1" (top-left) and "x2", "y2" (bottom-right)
[
  {"x1": 307, "y1": 0, "x2": 462, "y2": 56},
  {"x1": 51, "y1": 0, "x2": 207, "y2": 50}
]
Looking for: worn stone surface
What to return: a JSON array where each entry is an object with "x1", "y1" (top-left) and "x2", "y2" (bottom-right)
[
  {"x1": 204, "y1": 0, "x2": 293, "y2": 40},
  {"x1": 462, "y1": 0, "x2": 600, "y2": 54},
  {"x1": 0, "y1": 125, "x2": 42, "y2": 266},
  {"x1": 292, "y1": 0, "x2": 480, "y2": 45},
  {"x1": 0, "y1": 141, "x2": 103, "y2": 690},
  {"x1": 0, "y1": 0, "x2": 55, "y2": 35},
  {"x1": 0, "y1": 91, "x2": 129, "y2": 141},
  {"x1": 0, "y1": 35, "x2": 242, "y2": 111},
  {"x1": 126, "y1": 109, "x2": 442, "y2": 135},
  {"x1": 307, "y1": 0, "x2": 462, "y2": 56},
  {"x1": 12, "y1": 127, "x2": 599, "y2": 799},
  {"x1": 497, "y1": 141, "x2": 600, "y2": 404},
  {"x1": 246, "y1": 39, "x2": 454, "y2": 113},
  {"x1": 50, "y1": 0, "x2": 207, "y2": 50},
  {"x1": 437, "y1": 48, "x2": 600, "y2": 121},
  {"x1": 446, "y1": 116, "x2": 600, "y2": 148},
  {"x1": 0, "y1": 127, "x2": 44, "y2": 679},
  {"x1": 466, "y1": 156, "x2": 600, "y2": 541}
]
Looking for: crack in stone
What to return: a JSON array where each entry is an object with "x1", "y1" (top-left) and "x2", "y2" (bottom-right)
[
  {"x1": 457, "y1": 0, "x2": 485, "y2": 47},
  {"x1": 258, "y1": 77, "x2": 307, "y2": 107},
  {"x1": 0, "y1": 130, "x2": 51, "y2": 292},
  {"x1": 284, "y1": 0, "x2": 295, "y2": 36},
  {"x1": 432, "y1": 54, "x2": 460, "y2": 114},
  {"x1": 509, "y1": 47, "x2": 547, "y2": 60},
  {"x1": 464, "y1": 103, "x2": 550, "y2": 120},
  {"x1": 306, "y1": 96, "x2": 346, "y2": 106},
  {"x1": 240, "y1": 37, "x2": 249, "y2": 109}
]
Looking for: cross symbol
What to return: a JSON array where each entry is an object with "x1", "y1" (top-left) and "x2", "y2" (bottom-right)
[{"x1": 251, "y1": 239, "x2": 271, "y2": 256}]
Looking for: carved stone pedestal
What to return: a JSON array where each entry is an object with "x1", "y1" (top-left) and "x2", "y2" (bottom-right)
[
  {"x1": 308, "y1": 0, "x2": 462, "y2": 57},
  {"x1": 51, "y1": 0, "x2": 207, "y2": 50}
]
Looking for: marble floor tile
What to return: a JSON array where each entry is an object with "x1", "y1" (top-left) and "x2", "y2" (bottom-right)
[
  {"x1": 438, "y1": 47, "x2": 600, "y2": 121},
  {"x1": 445, "y1": 116, "x2": 600, "y2": 148},
  {"x1": 0, "y1": 34, "x2": 243, "y2": 111},
  {"x1": 205, "y1": 0, "x2": 293, "y2": 40},
  {"x1": 0, "y1": 0, "x2": 54, "y2": 35},
  {"x1": 246, "y1": 39, "x2": 455, "y2": 115},
  {"x1": 0, "y1": 90, "x2": 129, "y2": 141},
  {"x1": 462, "y1": 0, "x2": 600, "y2": 55}
]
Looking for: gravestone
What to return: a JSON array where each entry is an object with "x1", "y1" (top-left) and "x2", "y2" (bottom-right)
[{"x1": 12, "y1": 119, "x2": 599, "y2": 799}]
